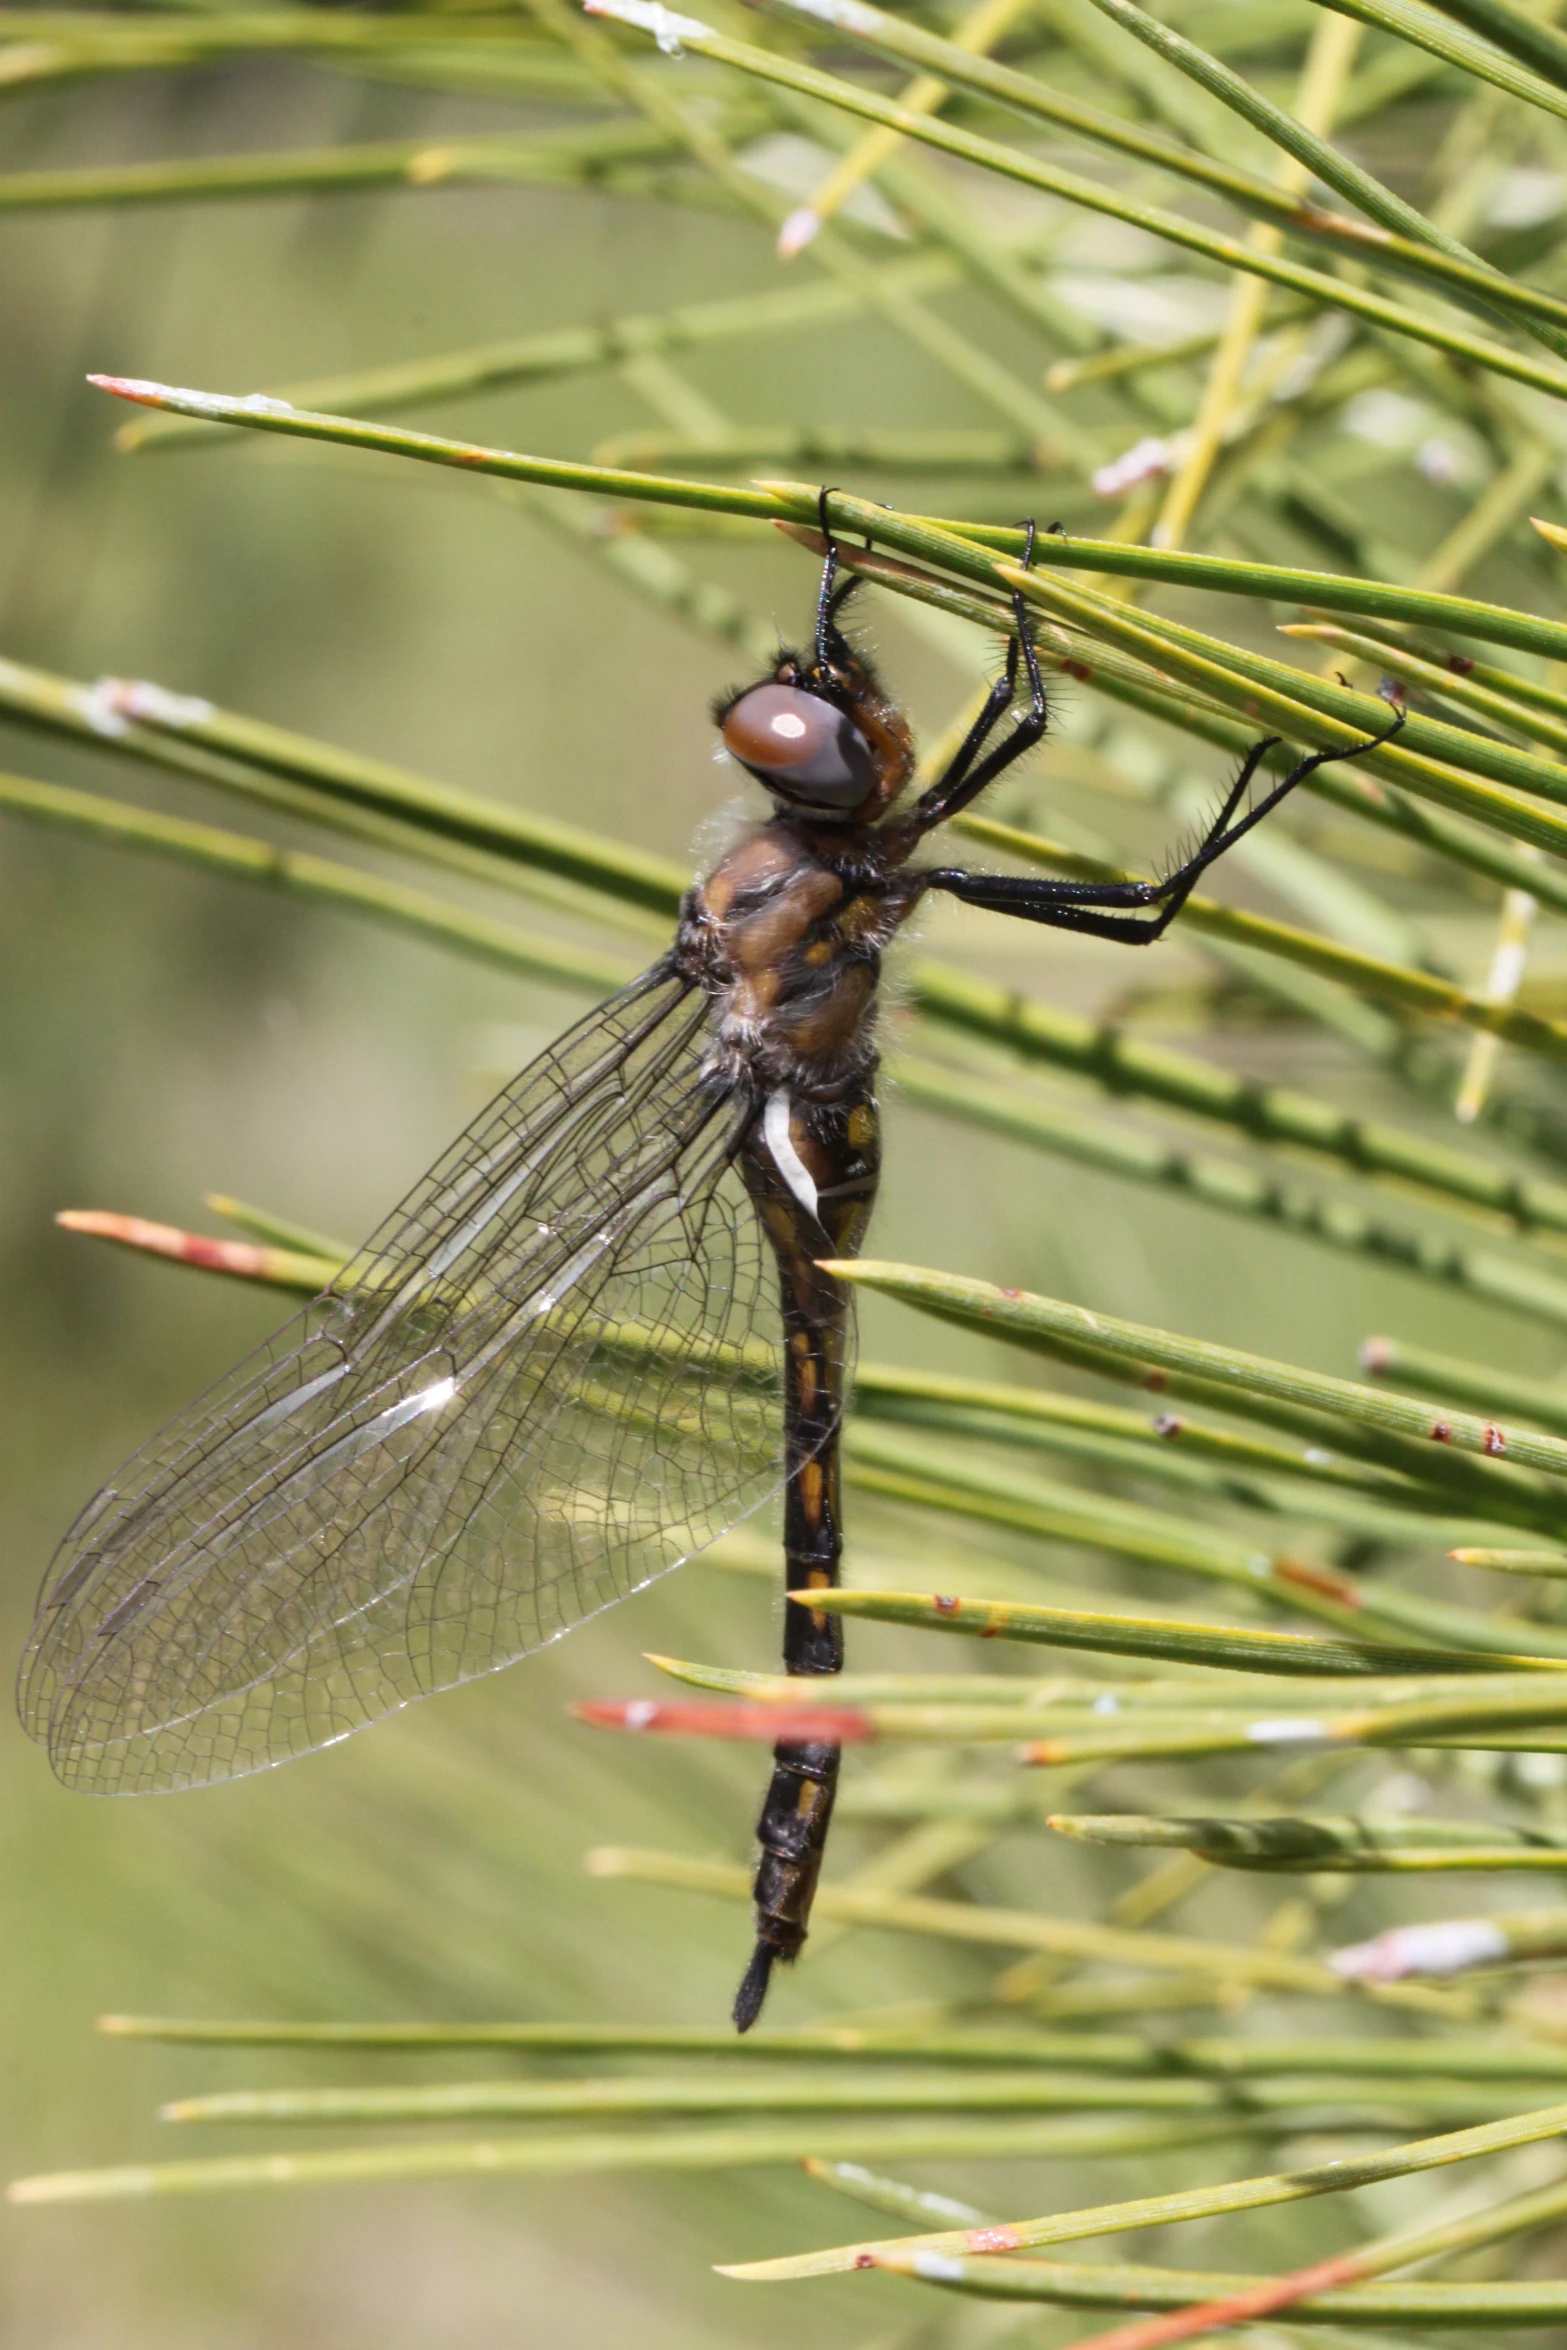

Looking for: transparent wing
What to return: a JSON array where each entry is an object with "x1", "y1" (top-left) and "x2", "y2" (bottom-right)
[{"x1": 21, "y1": 958, "x2": 808, "y2": 1795}]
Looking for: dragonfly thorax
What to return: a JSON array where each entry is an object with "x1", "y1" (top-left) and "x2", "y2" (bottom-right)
[{"x1": 679, "y1": 819, "x2": 914, "y2": 1095}]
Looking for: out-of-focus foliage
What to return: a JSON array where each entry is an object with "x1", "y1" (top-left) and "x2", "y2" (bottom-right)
[{"x1": 9, "y1": 0, "x2": 1567, "y2": 2344}]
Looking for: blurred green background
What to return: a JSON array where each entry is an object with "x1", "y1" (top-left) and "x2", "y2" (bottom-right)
[{"x1": 4, "y1": 31, "x2": 1567, "y2": 2350}]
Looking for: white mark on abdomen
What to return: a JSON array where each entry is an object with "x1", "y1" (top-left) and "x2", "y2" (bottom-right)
[{"x1": 764, "y1": 1089, "x2": 820, "y2": 1220}]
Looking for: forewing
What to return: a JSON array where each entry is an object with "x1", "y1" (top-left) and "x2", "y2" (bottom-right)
[{"x1": 21, "y1": 960, "x2": 797, "y2": 1794}]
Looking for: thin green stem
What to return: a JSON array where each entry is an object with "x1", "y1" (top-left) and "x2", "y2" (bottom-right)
[
  {"x1": 955, "y1": 811, "x2": 1567, "y2": 1063},
  {"x1": 841, "y1": 1424, "x2": 1567, "y2": 1641},
  {"x1": 1055, "y1": 1811, "x2": 1567, "y2": 1868},
  {"x1": 0, "y1": 122, "x2": 700, "y2": 214},
  {"x1": 1454, "y1": 1546, "x2": 1567, "y2": 1574},
  {"x1": 794, "y1": 531, "x2": 1567, "y2": 912},
  {"x1": 116, "y1": 259, "x2": 959, "y2": 454},
  {"x1": 1068, "y1": 0, "x2": 1567, "y2": 355},
  {"x1": 750, "y1": 0, "x2": 1567, "y2": 349},
  {"x1": 591, "y1": 2, "x2": 1567, "y2": 394},
  {"x1": 718, "y1": 2097, "x2": 1567, "y2": 2279},
  {"x1": 1362, "y1": 1335, "x2": 1567, "y2": 1435},
  {"x1": 898, "y1": 1059, "x2": 1567, "y2": 1331},
  {"x1": 824, "y1": 1259, "x2": 1567, "y2": 1479},
  {"x1": 803, "y1": 1588, "x2": 1554, "y2": 1674},
  {"x1": 993, "y1": 561, "x2": 1567, "y2": 863},
  {"x1": 774, "y1": 486, "x2": 1567, "y2": 667},
  {"x1": 874, "y1": 2251, "x2": 1567, "y2": 2322},
  {"x1": 0, "y1": 652, "x2": 671, "y2": 935},
  {"x1": 206, "y1": 1196, "x2": 348, "y2": 1257},
  {"x1": 1281, "y1": 620, "x2": 1567, "y2": 759},
  {"x1": 156, "y1": 2071, "x2": 1532, "y2": 2124},
  {"x1": 1402, "y1": 0, "x2": 1567, "y2": 91},
  {"x1": 907, "y1": 961, "x2": 1567, "y2": 1241},
  {"x1": 93, "y1": 2014, "x2": 1567, "y2": 2078},
  {"x1": 998, "y1": 575, "x2": 1567, "y2": 818},
  {"x1": 2, "y1": 2115, "x2": 1238, "y2": 2205},
  {"x1": 0, "y1": 772, "x2": 639, "y2": 995},
  {"x1": 1310, "y1": 0, "x2": 1567, "y2": 114},
  {"x1": 853, "y1": 1361, "x2": 1491, "y2": 1512},
  {"x1": 0, "y1": 648, "x2": 685, "y2": 919},
  {"x1": 84, "y1": 385, "x2": 1567, "y2": 669}
]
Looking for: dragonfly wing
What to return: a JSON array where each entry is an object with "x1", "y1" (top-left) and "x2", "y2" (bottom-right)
[{"x1": 21, "y1": 958, "x2": 799, "y2": 1794}]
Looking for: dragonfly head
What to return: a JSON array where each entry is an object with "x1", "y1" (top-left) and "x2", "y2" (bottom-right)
[
  {"x1": 716, "y1": 674, "x2": 878, "y2": 816},
  {"x1": 714, "y1": 638, "x2": 914, "y2": 824}
]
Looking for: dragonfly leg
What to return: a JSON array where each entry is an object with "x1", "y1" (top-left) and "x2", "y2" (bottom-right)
[
  {"x1": 923, "y1": 713, "x2": 1406, "y2": 945},
  {"x1": 811, "y1": 485, "x2": 865, "y2": 675},
  {"x1": 905, "y1": 519, "x2": 1048, "y2": 837}
]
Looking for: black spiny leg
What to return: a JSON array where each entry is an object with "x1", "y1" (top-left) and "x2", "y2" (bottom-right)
[
  {"x1": 811, "y1": 486, "x2": 865, "y2": 678},
  {"x1": 813, "y1": 485, "x2": 847, "y2": 668},
  {"x1": 906, "y1": 519, "x2": 1049, "y2": 837},
  {"x1": 923, "y1": 714, "x2": 1406, "y2": 944}
]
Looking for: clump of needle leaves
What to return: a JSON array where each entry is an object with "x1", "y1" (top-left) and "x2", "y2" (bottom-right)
[{"x1": 16, "y1": 0, "x2": 1567, "y2": 2340}]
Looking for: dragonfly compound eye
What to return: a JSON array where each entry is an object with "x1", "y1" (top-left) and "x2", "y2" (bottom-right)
[{"x1": 720, "y1": 683, "x2": 878, "y2": 811}]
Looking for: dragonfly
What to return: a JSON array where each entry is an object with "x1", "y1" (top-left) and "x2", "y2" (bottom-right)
[{"x1": 18, "y1": 500, "x2": 1399, "y2": 2031}]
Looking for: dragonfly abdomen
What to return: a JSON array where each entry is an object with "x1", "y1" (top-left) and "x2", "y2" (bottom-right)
[{"x1": 733, "y1": 1081, "x2": 879, "y2": 2031}]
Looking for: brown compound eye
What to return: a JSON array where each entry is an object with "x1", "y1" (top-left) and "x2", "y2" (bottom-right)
[{"x1": 720, "y1": 683, "x2": 877, "y2": 811}]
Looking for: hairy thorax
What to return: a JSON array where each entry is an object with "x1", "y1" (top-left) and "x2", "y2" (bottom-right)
[{"x1": 677, "y1": 819, "x2": 916, "y2": 1096}]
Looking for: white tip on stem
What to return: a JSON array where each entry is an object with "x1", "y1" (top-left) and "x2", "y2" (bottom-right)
[
  {"x1": 777, "y1": 206, "x2": 823, "y2": 258},
  {"x1": 1328, "y1": 1917, "x2": 1510, "y2": 1982},
  {"x1": 582, "y1": 0, "x2": 714, "y2": 49}
]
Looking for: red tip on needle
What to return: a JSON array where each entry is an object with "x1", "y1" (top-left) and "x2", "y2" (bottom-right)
[
  {"x1": 57, "y1": 1210, "x2": 280, "y2": 1280},
  {"x1": 87, "y1": 374, "x2": 166, "y2": 405},
  {"x1": 572, "y1": 1698, "x2": 874, "y2": 1742}
]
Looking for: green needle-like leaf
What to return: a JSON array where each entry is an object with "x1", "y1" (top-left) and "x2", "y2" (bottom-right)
[
  {"x1": 822, "y1": 1260, "x2": 1567, "y2": 1479},
  {"x1": 907, "y1": 961, "x2": 1567, "y2": 1237},
  {"x1": 156, "y1": 2069, "x2": 1533, "y2": 2123},
  {"x1": 92, "y1": 2012, "x2": 1567, "y2": 2079},
  {"x1": 589, "y1": 1, "x2": 1567, "y2": 388},
  {"x1": 873, "y1": 2248, "x2": 1567, "y2": 2322},
  {"x1": 1405, "y1": 0, "x2": 1567, "y2": 90},
  {"x1": 719, "y1": 2097, "x2": 1567, "y2": 2277},
  {"x1": 894, "y1": 1060, "x2": 1567, "y2": 1335},
  {"x1": 0, "y1": 651, "x2": 676, "y2": 932},
  {"x1": 114, "y1": 259, "x2": 959, "y2": 454},
  {"x1": 839, "y1": 1426, "x2": 1567, "y2": 1639},
  {"x1": 3, "y1": 2114, "x2": 1243, "y2": 2205},
  {"x1": 771, "y1": 486, "x2": 1567, "y2": 667},
  {"x1": 1067, "y1": 0, "x2": 1566, "y2": 346},
  {"x1": 0, "y1": 122, "x2": 693, "y2": 214},
  {"x1": 1363, "y1": 1336, "x2": 1567, "y2": 1436},
  {"x1": 801, "y1": 1589, "x2": 1562, "y2": 1675},
  {"x1": 585, "y1": 1849, "x2": 1378, "y2": 1988},
  {"x1": 1055, "y1": 1811, "x2": 1567, "y2": 1868},
  {"x1": 750, "y1": 0, "x2": 1567, "y2": 342},
  {"x1": 0, "y1": 771, "x2": 639, "y2": 994},
  {"x1": 1454, "y1": 1547, "x2": 1567, "y2": 1575},
  {"x1": 954, "y1": 811, "x2": 1567, "y2": 1063},
  {"x1": 82, "y1": 383, "x2": 1567, "y2": 670}
]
